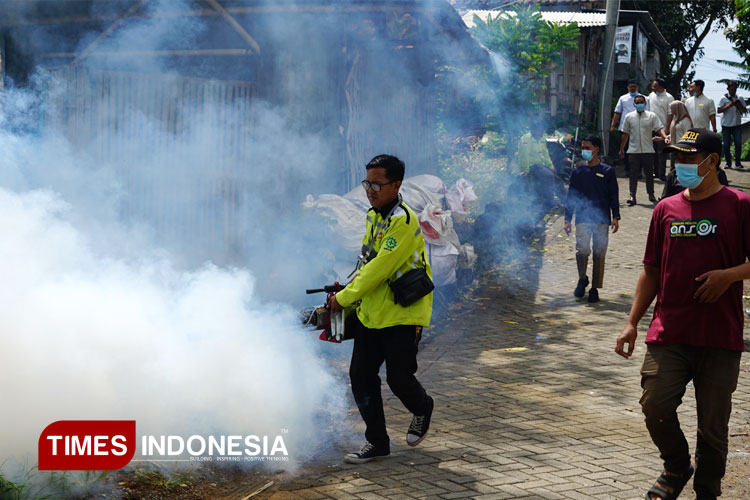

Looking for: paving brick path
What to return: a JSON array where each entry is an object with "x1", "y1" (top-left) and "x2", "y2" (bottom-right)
[{"x1": 268, "y1": 167, "x2": 750, "y2": 500}]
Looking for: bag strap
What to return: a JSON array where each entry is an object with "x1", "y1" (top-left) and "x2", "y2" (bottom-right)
[
  {"x1": 389, "y1": 239, "x2": 430, "y2": 285},
  {"x1": 348, "y1": 194, "x2": 402, "y2": 278}
]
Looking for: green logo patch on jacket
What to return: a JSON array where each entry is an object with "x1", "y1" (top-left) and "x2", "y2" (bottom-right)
[{"x1": 384, "y1": 236, "x2": 397, "y2": 250}]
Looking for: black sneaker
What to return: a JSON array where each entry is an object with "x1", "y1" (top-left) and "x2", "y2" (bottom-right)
[
  {"x1": 726, "y1": 164, "x2": 733, "y2": 169},
  {"x1": 737, "y1": 165, "x2": 744, "y2": 169},
  {"x1": 344, "y1": 442, "x2": 390, "y2": 464},
  {"x1": 574, "y1": 277, "x2": 589, "y2": 298},
  {"x1": 406, "y1": 395, "x2": 434, "y2": 446},
  {"x1": 588, "y1": 288, "x2": 599, "y2": 303}
]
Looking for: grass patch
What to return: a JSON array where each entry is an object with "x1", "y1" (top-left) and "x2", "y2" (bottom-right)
[{"x1": 131, "y1": 469, "x2": 192, "y2": 490}]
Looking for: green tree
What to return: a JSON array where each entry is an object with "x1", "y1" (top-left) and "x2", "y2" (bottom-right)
[
  {"x1": 470, "y1": 3, "x2": 580, "y2": 110},
  {"x1": 720, "y1": 0, "x2": 750, "y2": 90},
  {"x1": 716, "y1": 49, "x2": 750, "y2": 91},
  {"x1": 436, "y1": 3, "x2": 579, "y2": 204},
  {"x1": 646, "y1": 0, "x2": 735, "y2": 97},
  {"x1": 726, "y1": 0, "x2": 750, "y2": 62}
]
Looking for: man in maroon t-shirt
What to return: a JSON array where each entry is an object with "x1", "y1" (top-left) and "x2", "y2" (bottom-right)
[{"x1": 615, "y1": 128, "x2": 750, "y2": 500}]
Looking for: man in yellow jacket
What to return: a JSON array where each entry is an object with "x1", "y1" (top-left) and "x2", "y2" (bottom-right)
[
  {"x1": 329, "y1": 154, "x2": 434, "y2": 463},
  {"x1": 517, "y1": 121, "x2": 555, "y2": 174}
]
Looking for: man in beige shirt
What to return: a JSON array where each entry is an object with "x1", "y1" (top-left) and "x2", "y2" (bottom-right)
[
  {"x1": 619, "y1": 95, "x2": 668, "y2": 205},
  {"x1": 648, "y1": 78, "x2": 674, "y2": 180},
  {"x1": 685, "y1": 79, "x2": 717, "y2": 132}
]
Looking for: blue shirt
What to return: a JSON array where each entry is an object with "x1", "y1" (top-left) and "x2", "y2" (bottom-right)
[{"x1": 565, "y1": 162, "x2": 620, "y2": 225}]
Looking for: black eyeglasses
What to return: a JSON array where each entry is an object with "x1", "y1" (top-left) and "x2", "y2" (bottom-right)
[{"x1": 361, "y1": 180, "x2": 395, "y2": 192}]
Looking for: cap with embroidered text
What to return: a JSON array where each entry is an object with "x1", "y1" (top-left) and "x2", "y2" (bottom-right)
[{"x1": 665, "y1": 128, "x2": 721, "y2": 155}]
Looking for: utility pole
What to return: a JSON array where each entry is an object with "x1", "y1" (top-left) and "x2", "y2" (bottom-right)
[{"x1": 599, "y1": 0, "x2": 620, "y2": 155}]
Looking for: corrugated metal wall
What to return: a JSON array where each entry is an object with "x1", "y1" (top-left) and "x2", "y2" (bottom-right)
[
  {"x1": 343, "y1": 47, "x2": 438, "y2": 189},
  {"x1": 46, "y1": 65, "x2": 255, "y2": 261}
]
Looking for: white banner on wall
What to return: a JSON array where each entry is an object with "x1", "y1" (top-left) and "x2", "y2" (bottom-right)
[{"x1": 615, "y1": 25, "x2": 633, "y2": 64}]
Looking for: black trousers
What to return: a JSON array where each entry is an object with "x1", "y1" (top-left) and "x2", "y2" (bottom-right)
[
  {"x1": 349, "y1": 317, "x2": 429, "y2": 450},
  {"x1": 653, "y1": 135, "x2": 668, "y2": 178},
  {"x1": 629, "y1": 153, "x2": 654, "y2": 197}
]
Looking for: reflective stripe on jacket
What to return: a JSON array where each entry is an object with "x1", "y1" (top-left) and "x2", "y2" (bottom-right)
[{"x1": 335, "y1": 200, "x2": 433, "y2": 328}]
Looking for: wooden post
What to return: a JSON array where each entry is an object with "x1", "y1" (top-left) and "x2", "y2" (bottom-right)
[
  {"x1": 204, "y1": 0, "x2": 261, "y2": 54},
  {"x1": 44, "y1": 49, "x2": 255, "y2": 58},
  {"x1": 74, "y1": 0, "x2": 149, "y2": 62}
]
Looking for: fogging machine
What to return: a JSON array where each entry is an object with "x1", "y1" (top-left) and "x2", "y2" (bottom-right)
[{"x1": 300, "y1": 282, "x2": 352, "y2": 343}]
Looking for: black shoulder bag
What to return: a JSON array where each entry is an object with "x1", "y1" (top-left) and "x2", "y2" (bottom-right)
[{"x1": 388, "y1": 251, "x2": 434, "y2": 307}]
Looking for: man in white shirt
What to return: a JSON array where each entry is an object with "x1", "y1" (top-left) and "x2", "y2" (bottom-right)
[
  {"x1": 648, "y1": 78, "x2": 675, "y2": 180},
  {"x1": 685, "y1": 79, "x2": 717, "y2": 132},
  {"x1": 619, "y1": 95, "x2": 667, "y2": 205},
  {"x1": 718, "y1": 80, "x2": 747, "y2": 169},
  {"x1": 611, "y1": 79, "x2": 649, "y2": 176}
]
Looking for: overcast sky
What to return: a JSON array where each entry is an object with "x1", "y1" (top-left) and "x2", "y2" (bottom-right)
[{"x1": 691, "y1": 24, "x2": 748, "y2": 124}]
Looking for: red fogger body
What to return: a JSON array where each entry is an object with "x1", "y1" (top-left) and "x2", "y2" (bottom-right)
[{"x1": 301, "y1": 282, "x2": 348, "y2": 343}]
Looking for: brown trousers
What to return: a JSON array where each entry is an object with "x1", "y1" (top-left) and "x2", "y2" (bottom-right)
[
  {"x1": 575, "y1": 223, "x2": 608, "y2": 288},
  {"x1": 640, "y1": 344, "x2": 741, "y2": 497}
]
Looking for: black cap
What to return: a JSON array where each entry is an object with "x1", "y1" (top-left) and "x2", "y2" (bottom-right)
[
  {"x1": 664, "y1": 128, "x2": 722, "y2": 155},
  {"x1": 627, "y1": 79, "x2": 638, "y2": 85}
]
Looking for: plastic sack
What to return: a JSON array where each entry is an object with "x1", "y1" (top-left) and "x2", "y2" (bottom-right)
[
  {"x1": 458, "y1": 243, "x2": 477, "y2": 270},
  {"x1": 426, "y1": 242, "x2": 459, "y2": 286},
  {"x1": 418, "y1": 203, "x2": 460, "y2": 248},
  {"x1": 344, "y1": 174, "x2": 446, "y2": 214},
  {"x1": 302, "y1": 194, "x2": 365, "y2": 253},
  {"x1": 445, "y1": 178, "x2": 478, "y2": 222}
]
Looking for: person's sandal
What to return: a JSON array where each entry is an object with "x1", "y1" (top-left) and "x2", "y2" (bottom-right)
[{"x1": 645, "y1": 464, "x2": 694, "y2": 500}]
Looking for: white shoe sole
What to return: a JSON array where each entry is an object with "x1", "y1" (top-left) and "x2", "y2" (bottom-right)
[
  {"x1": 344, "y1": 453, "x2": 388, "y2": 464},
  {"x1": 406, "y1": 433, "x2": 427, "y2": 447}
]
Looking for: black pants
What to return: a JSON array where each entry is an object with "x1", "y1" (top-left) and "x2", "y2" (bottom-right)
[
  {"x1": 349, "y1": 317, "x2": 429, "y2": 450},
  {"x1": 629, "y1": 153, "x2": 654, "y2": 197},
  {"x1": 622, "y1": 136, "x2": 630, "y2": 175},
  {"x1": 653, "y1": 135, "x2": 668, "y2": 178}
]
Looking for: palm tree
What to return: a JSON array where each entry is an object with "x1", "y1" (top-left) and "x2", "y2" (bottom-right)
[{"x1": 717, "y1": 46, "x2": 750, "y2": 91}]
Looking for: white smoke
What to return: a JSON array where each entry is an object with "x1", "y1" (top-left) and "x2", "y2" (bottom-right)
[
  {"x1": 0, "y1": 0, "x2": 351, "y2": 477},
  {"x1": 0, "y1": 181, "x2": 346, "y2": 467}
]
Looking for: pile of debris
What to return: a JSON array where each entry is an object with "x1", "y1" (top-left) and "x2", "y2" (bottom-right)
[{"x1": 302, "y1": 175, "x2": 478, "y2": 289}]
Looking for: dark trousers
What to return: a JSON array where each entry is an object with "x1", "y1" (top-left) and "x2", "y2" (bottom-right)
[
  {"x1": 575, "y1": 223, "x2": 609, "y2": 288},
  {"x1": 622, "y1": 136, "x2": 630, "y2": 175},
  {"x1": 640, "y1": 344, "x2": 741, "y2": 497},
  {"x1": 349, "y1": 318, "x2": 429, "y2": 450},
  {"x1": 722, "y1": 125, "x2": 743, "y2": 167},
  {"x1": 628, "y1": 153, "x2": 654, "y2": 197},
  {"x1": 653, "y1": 135, "x2": 668, "y2": 178}
]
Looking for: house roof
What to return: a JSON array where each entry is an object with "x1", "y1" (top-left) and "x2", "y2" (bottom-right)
[
  {"x1": 619, "y1": 10, "x2": 670, "y2": 53},
  {"x1": 461, "y1": 9, "x2": 607, "y2": 28},
  {"x1": 461, "y1": 8, "x2": 670, "y2": 53},
  {"x1": 451, "y1": 1, "x2": 603, "y2": 8}
]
